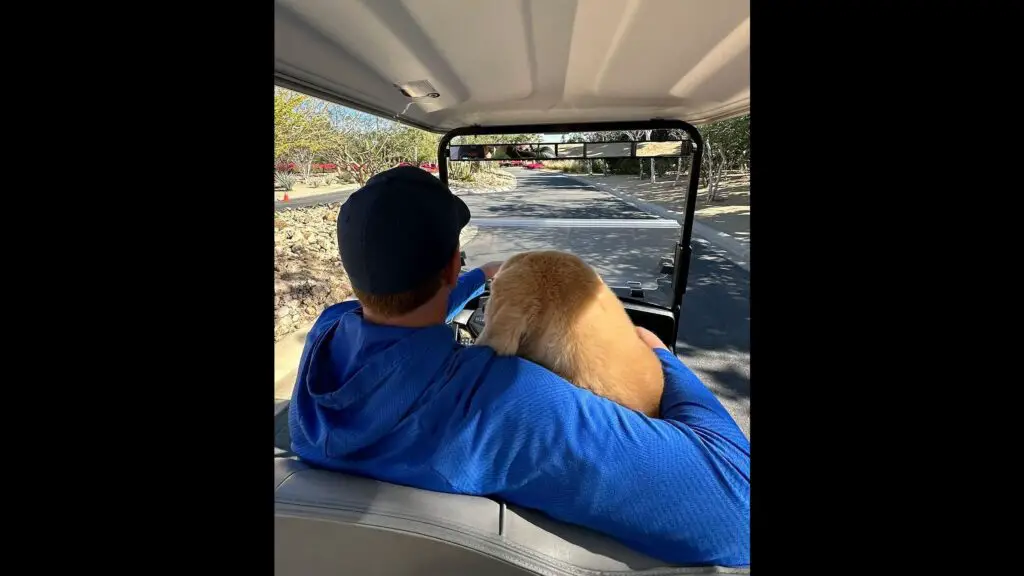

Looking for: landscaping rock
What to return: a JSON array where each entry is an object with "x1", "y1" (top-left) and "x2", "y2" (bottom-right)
[{"x1": 273, "y1": 202, "x2": 352, "y2": 342}]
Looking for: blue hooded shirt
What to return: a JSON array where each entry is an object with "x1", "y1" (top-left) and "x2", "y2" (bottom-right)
[{"x1": 290, "y1": 268, "x2": 750, "y2": 566}]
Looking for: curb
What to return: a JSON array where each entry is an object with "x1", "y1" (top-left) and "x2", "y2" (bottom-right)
[{"x1": 565, "y1": 174, "x2": 749, "y2": 271}]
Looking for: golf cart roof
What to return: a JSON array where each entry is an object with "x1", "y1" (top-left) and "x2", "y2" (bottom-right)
[{"x1": 274, "y1": 0, "x2": 749, "y2": 132}]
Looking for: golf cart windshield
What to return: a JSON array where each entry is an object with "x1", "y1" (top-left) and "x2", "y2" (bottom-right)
[{"x1": 442, "y1": 121, "x2": 700, "y2": 312}]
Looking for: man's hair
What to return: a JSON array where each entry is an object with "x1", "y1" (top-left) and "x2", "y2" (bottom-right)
[{"x1": 354, "y1": 268, "x2": 446, "y2": 318}]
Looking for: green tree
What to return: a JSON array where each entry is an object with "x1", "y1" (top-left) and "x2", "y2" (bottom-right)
[
  {"x1": 698, "y1": 114, "x2": 749, "y2": 202},
  {"x1": 274, "y1": 88, "x2": 335, "y2": 178},
  {"x1": 274, "y1": 88, "x2": 308, "y2": 159},
  {"x1": 392, "y1": 126, "x2": 441, "y2": 164}
]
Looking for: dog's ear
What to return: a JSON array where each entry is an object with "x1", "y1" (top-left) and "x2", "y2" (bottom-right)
[{"x1": 475, "y1": 292, "x2": 535, "y2": 356}]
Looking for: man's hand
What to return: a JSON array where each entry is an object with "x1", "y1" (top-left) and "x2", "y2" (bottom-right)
[
  {"x1": 635, "y1": 326, "x2": 669, "y2": 351},
  {"x1": 479, "y1": 261, "x2": 504, "y2": 280}
]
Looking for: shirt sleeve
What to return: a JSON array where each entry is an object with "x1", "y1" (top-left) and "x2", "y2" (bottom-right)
[{"x1": 445, "y1": 268, "x2": 487, "y2": 323}]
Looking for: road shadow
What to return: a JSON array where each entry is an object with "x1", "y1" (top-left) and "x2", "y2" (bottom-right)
[
  {"x1": 674, "y1": 240, "x2": 750, "y2": 435},
  {"x1": 460, "y1": 185, "x2": 659, "y2": 219},
  {"x1": 463, "y1": 226, "x2": 677, "y2": 293},
  {"x1": 676, "y1": 243, "x2": 749, "y2": 353},
  {"x1": 463, "y1": 201, "x2": 656, "y2": 220}
]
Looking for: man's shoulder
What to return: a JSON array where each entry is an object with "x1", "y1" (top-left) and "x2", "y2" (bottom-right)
[
  {"x1": 458, "y1": 347, "x2": 562, "y2": 378},
  {"x1": 453, "y1": 347, "x2": 577, "y2": 404},
  {"x1": 294, "y1": 300, "x2": 359, "y2": 350}
]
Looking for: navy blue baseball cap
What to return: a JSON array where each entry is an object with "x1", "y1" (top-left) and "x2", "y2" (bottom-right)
[{"x1": 337, "y1": 166, "x2": 470, "y2": 295}]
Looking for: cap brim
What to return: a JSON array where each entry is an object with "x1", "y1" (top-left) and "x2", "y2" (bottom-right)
[{"x1": 454, "y1": 195, "x2": 471, "y2": 229}]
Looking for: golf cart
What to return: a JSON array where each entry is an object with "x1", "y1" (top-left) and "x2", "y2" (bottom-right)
[{"x1": 274, "y1": 1, "x2": 749, "y2": 574}]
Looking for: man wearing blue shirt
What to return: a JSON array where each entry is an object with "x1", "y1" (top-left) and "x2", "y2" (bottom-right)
[{"x1": 289, "y1": 166, "x2": 750, "y2": 567}]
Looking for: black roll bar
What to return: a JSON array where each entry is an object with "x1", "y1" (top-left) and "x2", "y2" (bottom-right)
[{"x1": 437, "y1": 120, "x2": 704, "y2": 321}]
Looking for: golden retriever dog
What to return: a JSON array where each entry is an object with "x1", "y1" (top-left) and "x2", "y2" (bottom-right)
[{"x1": 476, "y1": 250, "x2": 664, "y2": 417}]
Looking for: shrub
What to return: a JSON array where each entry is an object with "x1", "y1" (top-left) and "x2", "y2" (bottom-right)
[
  {"x1": 275, "y1": 171, "x2": 297, "y2": 191},
  {"x1": 544, "y1": 160, "x2": 588, "y2": 173},
  {"x1": 449, "y1": 162, "x2": 472, "y2": 181}
]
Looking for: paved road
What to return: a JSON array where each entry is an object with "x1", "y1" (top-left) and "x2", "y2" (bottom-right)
[
  {"x1": 274, "y1": 189, "x2": 356, "y2": 210},
  {"x1": 460, "y1": 169, "x2": 678, "y2": 293},
  {"x1": 460, "y1": 170, "x2": 658, "y2": 220}
]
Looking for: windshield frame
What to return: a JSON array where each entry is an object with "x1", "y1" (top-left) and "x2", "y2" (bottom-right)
[{"x1": 437, "y1": 120, "x2": 704, "y2": 318}]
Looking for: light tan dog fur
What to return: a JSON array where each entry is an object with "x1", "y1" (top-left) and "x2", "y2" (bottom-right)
[{"x1": 476, "y1": 250, "x2": 664, "y2": 417}]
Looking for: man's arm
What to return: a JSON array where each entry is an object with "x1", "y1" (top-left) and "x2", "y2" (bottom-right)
[
  {"x1": 639, "y1": 326, "x2": 749, "y2": 450},
  {"x1": 445, "y1": 261, "x2": 503, "y2": 323},
  {"x1": 445, "y1": 268, "x2": 486, "y2": 323},
  {"x1": 435, "y1": 352, "x2": 750, "y2": 567}
]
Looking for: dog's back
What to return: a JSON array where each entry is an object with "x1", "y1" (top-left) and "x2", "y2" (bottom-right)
[{"x1": 477, "y1": 251, "x2": 664, "y2": 417}]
